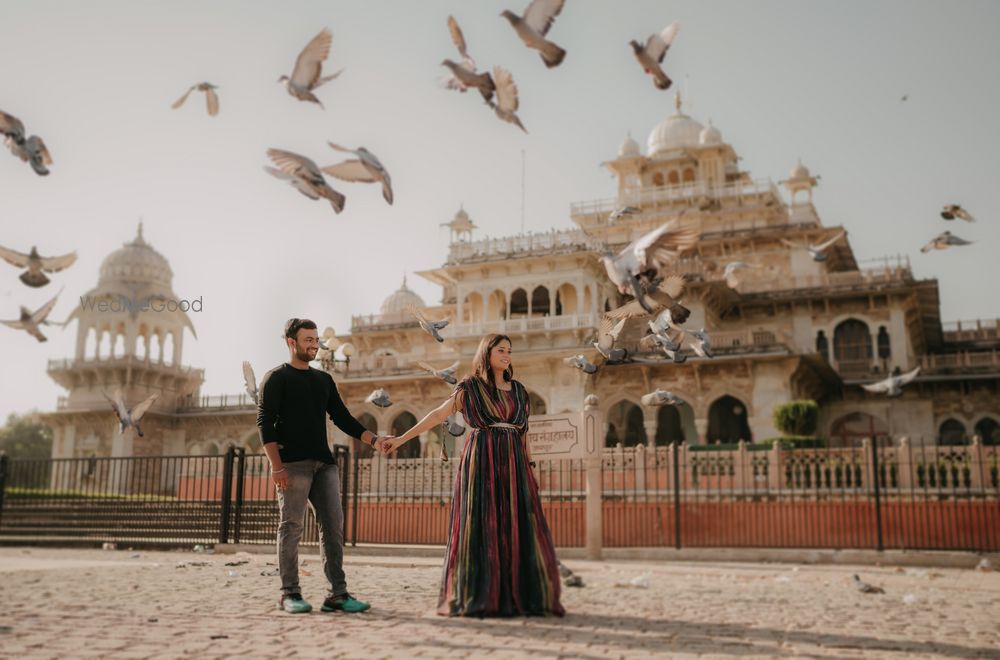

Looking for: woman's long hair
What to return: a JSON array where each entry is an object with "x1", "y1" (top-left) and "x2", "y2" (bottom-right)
[{"x1": 471, "y1": 333, "x2": 514, "y2": 389}]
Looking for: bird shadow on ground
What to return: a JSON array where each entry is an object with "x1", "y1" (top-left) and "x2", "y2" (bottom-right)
[{"x1": 421, "y1": 612, "x2": 998, "y2": 659}]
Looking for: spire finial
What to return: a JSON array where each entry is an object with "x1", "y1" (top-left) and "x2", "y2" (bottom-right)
[
  {"x1": 674, "y1": 91, "x2": 682, "y2": 113},
  {"x1": 133, "y1": 219, "x2": 146, "y2": 245}
]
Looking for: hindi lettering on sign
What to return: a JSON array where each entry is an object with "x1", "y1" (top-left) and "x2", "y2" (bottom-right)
[{"x1": 526, "y1": 415, "x2": 581, "y2": 458}]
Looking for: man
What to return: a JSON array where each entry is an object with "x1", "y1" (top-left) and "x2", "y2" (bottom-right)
[{"x1": 257, "y1": 317, "x2": 379, "y2": 614}]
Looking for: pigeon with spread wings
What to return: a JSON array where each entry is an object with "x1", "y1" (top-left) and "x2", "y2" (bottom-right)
[
  {"x1": 278, "y1": 28, "x2": 343, "y2": 107},
  {"x1": 265, "y1": 148, "x2": 345, "y2": 213},
  {"x1": 500, "y1": 0, "x2": 567, "y2": 68},
  {"x1": 630, "y1": 21, "x2": 680, "y2": 90},
  {"x1": 603, "y1": 274, "x2": 690, "y2": 325},
  {"x1": 599, "y1": 221, "x2": 698, "y2": 313},
  {"x1": 417, "y1": 360, "x2": 461, "y2": 385},
  {"x1": 1, "y1": 290, "x2": 62, "y2": 342},
  {"x1": 172, "y1": 82, "x2": 220, "y2": 116},
  {"x1": 242, "y1": 361, "x2": 258, "y2": 404},
  {"x1": 1, "y1": 110, "x2": 52, "y2": 176},
  {"x1": 861, "y1": 367, "x2": 920, "y2": 397},
  {"x1": 940, "y1": 204, "x2": 975, "y2": 222},
  {"x1": 920, "y1": 231, "x2": 973, "y2": 253},
  {"x1": 780, "y1": 230, "x2": 845, "y2": 262},
  {"x1": 323, "y1": 142, "x2": 393, "y2": 205},
  {"x1": 406, "y1": 305, "x2": 450, "y2": 343},
  {"x1": 0, "y1": 245, "x2": 76, "y2": 288},
  {"x1": 593, "y1": 316, "x2": 628, "y2": 363},
  {"x1": 490, "y1": 66, "x2": 527, "y2": 133},
  {"x1": 103, "y1": 388, "x2": 159, "y2": 437},
  {"x1": 441, "y1": 16, "x2": 495, "y2": 104}
]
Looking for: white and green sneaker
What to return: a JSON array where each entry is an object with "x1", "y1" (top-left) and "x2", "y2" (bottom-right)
[{"x1": 279, "y1": 593, "x2": 313, "y2": 614}]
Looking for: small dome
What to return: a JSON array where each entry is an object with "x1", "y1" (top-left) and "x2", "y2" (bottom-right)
[
  {"x1": 699, "y1": 121, "x2": 721, "y2": 145},
  {"x1": 380, "y1": 275, "x2": 426, "y2": 316},
  {"x1": 618, "y1": 133, "x2": 640, "y2": 157},
  {"x1": 647, "y1": 93, "x2": 704, "y2": 158},
  {"x1": 789, "y1": 161, "x2": 811, "y2": 179},
  {"x1": 98, "y1": 223, "x2": 173, "y2": 287}
]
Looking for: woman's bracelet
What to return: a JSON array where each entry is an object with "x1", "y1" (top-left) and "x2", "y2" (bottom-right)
[{"x1": 271, "y1": 467, "x2": 287, "y2": 474}]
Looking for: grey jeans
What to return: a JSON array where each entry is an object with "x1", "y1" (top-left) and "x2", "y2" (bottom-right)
[{"x1": 276, "y1": 459, "x2": 347, "y2": 598}]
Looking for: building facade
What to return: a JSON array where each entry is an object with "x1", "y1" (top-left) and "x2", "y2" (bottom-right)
[{"x1": 44, "y1": 96, "x2": 1000, "y2": 462}]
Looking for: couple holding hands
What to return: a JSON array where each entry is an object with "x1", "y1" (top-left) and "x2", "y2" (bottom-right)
[{"x1": 257, "y1": 317, "x2": 564, "y2": 618}]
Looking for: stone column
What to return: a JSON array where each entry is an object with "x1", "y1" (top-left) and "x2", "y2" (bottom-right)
[
  {"x1": 694, "y1": 417, "x2": 708, "y2": 445},
  {"x1": 642, "y1": 415, "x2": 658, "y2": 448},
  {"x1": 969, "y1": 437, "x2": 984, "y2": 490},
  {"x1": 897, "y1": 437, "x2": 913, "y2": 489},
  {"x1": 583, "y1": 394, "x2": 603, "y2": 560}
]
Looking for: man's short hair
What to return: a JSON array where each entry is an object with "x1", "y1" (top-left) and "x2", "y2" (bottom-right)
[{"x1": 284, "y1": 318, "x2": 317, "y2": 340}]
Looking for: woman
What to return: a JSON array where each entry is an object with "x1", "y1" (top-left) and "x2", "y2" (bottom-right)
[{"x1": 378, "y1": 334, "x2": 565, "y2": 617}]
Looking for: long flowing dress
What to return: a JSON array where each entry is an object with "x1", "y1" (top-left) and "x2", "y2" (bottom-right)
[{"x1": 437, "y1": 376, "x2": 565, "y2": 617}]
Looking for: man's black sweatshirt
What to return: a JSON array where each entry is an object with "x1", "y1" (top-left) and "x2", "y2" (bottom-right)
[{"x1": 256, "y1": 363, "x2": 367, "y2": 464}]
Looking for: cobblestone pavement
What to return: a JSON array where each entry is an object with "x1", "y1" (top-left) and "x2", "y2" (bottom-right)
[{"x1": 0, "y1": 547, "x2": 998, "y2": 659}]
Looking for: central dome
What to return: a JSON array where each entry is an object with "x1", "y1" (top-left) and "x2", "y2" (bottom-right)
[
  {"x1": 380, "y1": 276, "x2": 426, "y2": 316},
  {"x1": 98, "y1": 223, "x2": 173, "y2": 288},
  {"x1": 647, "y1": 93, "x2": 704, "y2": 158}
]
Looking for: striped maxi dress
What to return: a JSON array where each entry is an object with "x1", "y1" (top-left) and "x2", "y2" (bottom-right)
[{"x1": 437, "y1": 376, "x2": 565, "y2": 617}]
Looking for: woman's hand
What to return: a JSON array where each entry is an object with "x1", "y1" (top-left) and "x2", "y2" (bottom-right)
[{"x1": 378, "y1": 436, "x2": 406, "y2": 456}]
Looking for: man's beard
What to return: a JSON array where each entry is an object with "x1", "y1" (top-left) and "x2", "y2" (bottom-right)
[{"x1": 295, "y1": 347, "x2": 316, "y2": 363}]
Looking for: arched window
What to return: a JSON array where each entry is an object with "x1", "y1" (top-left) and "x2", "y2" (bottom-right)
[
  {"x1": 652, "y1": 172, "x2": 664, "y2": 186},
  {"x1": 707, "y1": 395, "x2": 752, "y2": 443},
  {"x1": 607, "y1": 401, "x2": 645, "y2": 447},
  {"x1": 510, "y1": 288, "x2": 528, "y2": 318},
  {"x1": 527, "y1": 390, "x2": 547, "y2": 415},
  {"x1": 834, "y1": 319, "x2": 872, "y2": 362},
  {"x1": 84, "y1": 327, "x2": 97, "y2": 359},
  {"x1": 391, "y1": 412, "x2": 420, "y2": 458},
  {"x1": 938, "y1": 419, "x2": 967, "y2": 445},
  {"x1": 654, "y1": 401, "x2": 695, "y2": 445},
  {"x1": 98, "y1": 330, "x2": 112, "y2": 360},
  {"x1": 530, "y1": 286, "x2": 550, "y2": 317},
  {"x1": 974, "y1": 417, "x2": 1000, "y2": 446},
  {"x1": 149, "y1": 333, "x2": 161, "y2": 362},
  {"x1": 356, "y1": 413, "x2": 378, "y2": 459},
  {"x1": 667, "y1": 171, "x2": 679, "y2": 185},
  {"x1": 486, "y1": 290, "x2": 507, "y2": 321},
  {"x1": 816, "y1": 330, "x2": 829, "y2": 361},
  {"x1": 462, "y1": 292, "x2": 484, "y2": 323},
  {"x1": 877, "y1": 326, "x2": 891, "y2": 360},
  {"x1": 829, "y1": 412, "x2": 889, "y2": 448},
  {"x1": 682, "y1": 168, "x2": 695, "y2": 182}
]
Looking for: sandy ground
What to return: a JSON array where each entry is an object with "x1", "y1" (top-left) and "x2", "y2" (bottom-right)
[{"x1": 0, "y1": 546, "x2": 998, "y2": 659}]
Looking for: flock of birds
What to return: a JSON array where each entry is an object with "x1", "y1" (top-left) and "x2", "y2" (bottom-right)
[{"x1": 0, "y1": 2, "x2": 988, "y2": 428}]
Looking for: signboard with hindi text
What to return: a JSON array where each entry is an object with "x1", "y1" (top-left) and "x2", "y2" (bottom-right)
[{"x1": 525, "y1": 415, "x2": 582, "y2": 459}]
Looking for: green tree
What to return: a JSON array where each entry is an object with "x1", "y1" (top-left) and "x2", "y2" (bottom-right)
[
  {"x1": 0, "y1": 411, "x2": 54, "y2": 459},
  {"x1": 772, "y1": 401, "x2": 819, "y2": 437}
]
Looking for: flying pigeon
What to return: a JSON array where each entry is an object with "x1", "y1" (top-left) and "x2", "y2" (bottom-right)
[
  {"x1": 683, "y1": 328, "x2": 714, "y2": 359},
  {"x1": 940, "y1": 204, "x2": 975, "y2": 222},
  {"x1": 853, "y1": 574, "x2": 885, "y2": 594},
  {"x1": 365, "y1": 388, "x2": 392, "y2": 408},
  {"x1": 1, "y1": 290, "x2": 62, "y2": 342},
  {"x1": 920, "y1": 231, "x2": 973, "y2": 253},
  {"x1": 0, "y1": 245, "x2": 76, "y2": 288},
  {"x1": 242, "y1": 361, "x2": 258, "y2": 404},
  {"x1": 564, "y1": 354, "x2": 598, "y2": 374},
  {"x1": 417, "y1": 360, "x2": 460, "y2": 385},
  {"x1": 1, "y1": 110, "x2": 52, "y2": 176},
  {"x1": 441, "y1": 16, "x2": 495, "y2": 104},
  {"x1": 609, "y1": 206, "x2": 641, "y2": 222},
  {"x1": 599, "y1": 221, "x2": 699, "y2": 312},
  {"x1": 172, "y1": 82, "x2": 220, "y2": 116},
  {"x1": 640, "y1": 389, "x2": 686, "y2": 407},
  {"x1": 603, "y1": 274, "x2": 690, "y2": 324},
  {"x1": 103, "y1": 388, "x2": 159, "y2": 437},
  {"x1": 861, "y1": 367, "x2": 920, "y2": 397},
  {"x1": 406, "y1": 305, "x2": 450, "y2": 342},
  {"x1": 278, "y1": 28, "x2": 343, "y2": 107},
  {"x1": 639, "y1": 330, "x2": 686, "y2": 363},
  {"x1": 500, "y1": 0, "x2": 567, "y2": 68},
  {"x1": 630, "y1": 21, "x2": 680, "y2": 90},
  {"x1": 265, "y1": 148, "x2": 345, "y2": 213},
  {"x1": 490, "y1": 66, "x2": 527, "y2": 133},
  {"x1": 593, "y1": 316, "x2": 628, "y2": 362},
  {"x1": 722, "y1": 261, "x2": 757, "y2": 289},
  {"x1": 781, "y1": 230, "x2": 846, "y2": 262},
  {"x1": 323, "y1": 142, "x2": 393, "y2": 205},
  {"x1": 443, "y1": 414, "x2": 466, "y2": 437}
]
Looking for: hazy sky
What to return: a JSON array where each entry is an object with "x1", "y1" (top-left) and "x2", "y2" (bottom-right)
[{"x1": 2, "y1": 0, "x2": 998, "y2": 422}]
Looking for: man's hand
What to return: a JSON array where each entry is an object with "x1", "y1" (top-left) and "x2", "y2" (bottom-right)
[
  {"x1": 377, "y1": 436, "x2": 402, "y2": 456},
  {"x1": 271, "y1": 465, "x2": 289, "y2": 492}
]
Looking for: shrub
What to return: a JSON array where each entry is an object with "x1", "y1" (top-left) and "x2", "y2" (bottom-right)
[{"x1": 772, "y1": 401, "x2": 819, "y2": 437}]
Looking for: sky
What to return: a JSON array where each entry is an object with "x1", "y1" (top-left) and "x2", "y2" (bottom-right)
[{"x1": 1, "y1": 0, "x2": 998, "y2": 422}]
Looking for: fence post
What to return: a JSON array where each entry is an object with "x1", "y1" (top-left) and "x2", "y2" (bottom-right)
[
  {"x1": 672, "y1": 442, "x2": 681, "y2": 549},
  {"x1": 0, "y1": 453, "x2": 8, "y2": 531},
  {"x1": 897, "y1": 437, "x2": 912, "y2": 490},
  {"x1": 232, "y1": 448, "x2": 246, "y2": 544},
  {"x1": 735, "y1": 441, "x2": 748, "y2": 492},
  {"x1": 968, "y1": 437, "x2": 984, "y2": 490},
  {"x1": 583, "y1": 395, "x2": 603, "y2": 560},
  {"x1": 865, "y1": 438, "x2": 885, "y2": 552},
  {"x1": 351, "y1": 443, "x2": 360, "y2": 547},
  {"x1": 767, "y1": 442, "x2": 782, "y2": 490},
  {"x1": 219, "y1": 446, "x2": 235, "y2": 545}
]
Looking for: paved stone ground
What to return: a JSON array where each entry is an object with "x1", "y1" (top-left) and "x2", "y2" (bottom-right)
[{"x1": 0, "y1": 546, "x2": 998, "y2": 659}]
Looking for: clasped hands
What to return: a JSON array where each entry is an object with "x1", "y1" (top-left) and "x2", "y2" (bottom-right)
[{"x1": 371, "y1": 434, "x2": 404, "y2": 456}]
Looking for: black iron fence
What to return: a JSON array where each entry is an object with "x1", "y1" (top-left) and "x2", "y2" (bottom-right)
[{"x1": 1, "y1": 439, "x2": 997, "y2": 552}]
